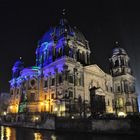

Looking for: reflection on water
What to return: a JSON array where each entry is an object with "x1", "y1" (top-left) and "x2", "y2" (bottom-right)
[
  {"x1": 0, "y1": 126, "x2": 16, "y2": 140},
  {"x1": 0, "y1": 125, "x2": 138, "y2": 140},
  {"x1": 34, "y1": 132, "x2": 42, "y2": 140},
  {"x1": 51, "y1": 134, "x2": 57, "y2": 140},
  {"x1": 0, "y1": 126, "x2": 4, "y2": 140}
]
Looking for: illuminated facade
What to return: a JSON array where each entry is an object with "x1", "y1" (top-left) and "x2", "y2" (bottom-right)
[
  {"x1": 109, "y1": 44, "x2": 138, "y2": 114},
  {"x1": 7, "y1": 18, "x2": 138, "y2": 117}
]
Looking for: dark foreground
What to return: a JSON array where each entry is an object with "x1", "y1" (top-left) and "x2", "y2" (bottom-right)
[{"x1": 0, "y1": 125, "x2": 139, "y2": 140}]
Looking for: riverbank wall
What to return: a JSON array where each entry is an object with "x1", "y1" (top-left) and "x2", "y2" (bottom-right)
[
  {"x1": 1, "y1": 116, "x2": 140, "y2": 134},
  {"x1": 56, "y1": 117, "x2": 140, "y2": 134}
]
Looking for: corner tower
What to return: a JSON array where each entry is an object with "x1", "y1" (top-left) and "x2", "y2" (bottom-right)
[
  {"x1": 8, "y1": 59, "x2": 24, "y2": 113},
  {"x1": 109, "y1": 42, "x2": 138, "y2": 115},
  {"x1": 109, "y1": 42, "x2": 131, "y2": 77}
]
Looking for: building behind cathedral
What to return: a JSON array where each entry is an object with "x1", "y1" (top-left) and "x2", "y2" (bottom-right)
[{"x1": 7, "y1": 18, "x2": 138, "y2": 118}]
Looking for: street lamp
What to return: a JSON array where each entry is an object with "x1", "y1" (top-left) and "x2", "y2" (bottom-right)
[
  {"x1": 54, "y1": 107, "x2": 58, "y2": 112},
  {"x1": 10, "y1": 106, "x2": 13, "y2": 109},
  {"x1": 118, "y1": 112, "x2": 126, "y2": 117},
  {"x1": 3, "y1": 111, "x2": 7, "y2": 115}
]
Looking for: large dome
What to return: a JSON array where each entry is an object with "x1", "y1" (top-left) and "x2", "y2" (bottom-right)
[{"x1": 40, "y1": 18, "x2": 87, "y2": 45}]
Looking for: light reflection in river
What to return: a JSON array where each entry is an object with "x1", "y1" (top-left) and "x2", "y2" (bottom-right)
[
  {"x1": 51, "y1": 134, "x2": 57, "y2": 140},
  {"x1": 34, "y1": 132, "x2": 42, "y2": 140},
  {"x1": 0, "y1": 126, "x2": 4, "y2": 140},
  {"x1": 0, "y1": 125, "x2": 138, "y2": 140},
  {"x1": 0, "y1": 126, "x2": 16, "y2": 140}
]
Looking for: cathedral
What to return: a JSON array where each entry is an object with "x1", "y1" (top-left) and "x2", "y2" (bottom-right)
[{"x1": 7, "y1": 18, "x2": 138, "y2": 118}]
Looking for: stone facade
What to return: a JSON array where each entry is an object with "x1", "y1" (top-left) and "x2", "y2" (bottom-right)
[
  {"x1": 7, "y1": 19, "x2": 138, "y2": 117},
  {"x1": 109, "y1": 44, "x2": 138, "y2": 114}
]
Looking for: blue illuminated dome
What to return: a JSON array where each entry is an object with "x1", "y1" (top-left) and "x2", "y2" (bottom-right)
[
  {"x1": 12, "y1": 60, "x2": 24, "y2": 78},
  {"x1": 40, "y1": 18, "x2": 87, "y2": 45},
  {"x1": 113, "y1": 47, "x2": 127, "y2": 56},
  {"x1": 36, "y1": 18, "x2": 90, "y2": 67},
  {"x1": 112, "y1": 42, "x2": 127, "y2": 56},
  {"x1": 12, "y1": 60, "x2": 24, "y2": 71}
]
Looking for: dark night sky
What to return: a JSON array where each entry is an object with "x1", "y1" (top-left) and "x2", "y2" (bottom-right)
[{"x1": 0, "y1": 0, "x2": 140, "y2": 101}]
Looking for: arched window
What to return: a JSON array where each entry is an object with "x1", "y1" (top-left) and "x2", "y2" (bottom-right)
[
  {"x1": 82, "y1": 51, "x2": 86, "y2": 64},
  {"x1": 120, "y1": 58, "x2": 125, "y2": 65},
  {"x1": 69, "y1": 75, "x2": 73, "y2": 83},
  {"x1": 10, "y1": 89, "x2": 14, "y2": 96},
  {"x1": 57, "y1": 47, "x2": 63, "y2": 58},
  {"x1": 52, "y1": 78, "x2": 55, "y2": 86},
  {"x1": 52, "y1": 47, "x2": 56, "y2": 61},
  {"x1": 59, "y1": 74, "x2": 63, "y2": 83},
  {"x1": 118, "y1": 98, "x2": 123, "y2": 107},
  {"x1": 69, "y1": 48, "x2": 74, "y2": 58},
  {"x1": 49, "y1": 49, "x2": 52, "y2": 57},
  {"x1": 87, "y1": 52, "x2": 90, "y2": 64},
  {"x1": 76, "y1": 50, "x2": 80, "y2": 61},
  {"x1": 116, "y1": 98, "x2": 123, "y2": 108},
  {"x1": 78, "y1": 52, "x2": 82, "y2": 62},
  {"x1": 44, "y1": 80, "x2": 48, "y2": 88},
  {"x1": 108, "y1": 99, "x2": 110, "y2": 106},
  {"x1": 64, "y1": 45, "x2": 69, "y2": 56},
  {"x1": 114, "y1": 60, "x2": 119, "y2": 67},
  {"x1": 59, "y1": 47, "x2": 63, "y2": 57},
  {"x1": 109, "y1": 60, "x2": 114, "y2": 68},
  {"x1": 124, "y1": 81, "x2": 129, "y2": 93}
]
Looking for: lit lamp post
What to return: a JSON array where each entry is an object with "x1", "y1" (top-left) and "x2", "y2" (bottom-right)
[
  {"x1": 3, "y1": 111, "x2": 7, "y2": 116},
  {"x1": 9, "y1": 105, "x2": 13, "y2": 113}
]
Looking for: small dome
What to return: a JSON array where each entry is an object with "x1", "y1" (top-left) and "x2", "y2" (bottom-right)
[
  {"x1": 113, "y1": 47, "x2": 127, "y2": 55},
  {"x1": 12, "y1": 60, "x2": 24, "y2": 73},
  {"x1": 13, "y1": 60, "x2": 24, "y2": 69},
  {"x1": 40, "y1": 18, "x2": 87, "y2": 45}
]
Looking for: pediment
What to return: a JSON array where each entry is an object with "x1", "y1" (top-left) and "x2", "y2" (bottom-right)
[{"x1": 85, "y1": 64, "x2": 106, "y2": 76}]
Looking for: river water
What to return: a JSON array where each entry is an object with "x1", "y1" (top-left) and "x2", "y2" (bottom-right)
[{"x1": 0, "y1": 125, "x2": 138, "y2": 140}]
